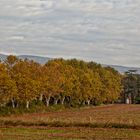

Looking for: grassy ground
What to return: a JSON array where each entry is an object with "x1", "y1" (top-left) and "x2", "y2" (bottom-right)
[
  {"x1": 0, "y1": 127, "x2": 140, "y2": 140},
  {"x1": 0, "y1": 104, "x2": 140, "y2": 140}
]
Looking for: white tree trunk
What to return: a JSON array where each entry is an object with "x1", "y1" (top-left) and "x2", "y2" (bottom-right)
[
  {"x1": 61, "y1": 97, "x2": 65, "y2": 105},
  {"x1": 39, "y1": 94, "x2": 43, "y2": 102},
  {"x1": 54, "y1": 99, "x2": 59, "y2": 105},
  {"x1": 26, "y1": 101, "x2": 30, "y2": 109},
  {"x1": 46, "y1": 96, "x2": 50, "y2": 107},
  {"x1": 82, "y1": 101, "x2": 86, "y2": 105},
  {"x1": 87, "y1": 100, "x2": 90, "y2": 106},
  {"x1": 16, "y1": 103, "x2": 19, "y2": 108},
  {"x1": 11, "y1": 99, "x2": 15, "y2": 108}
]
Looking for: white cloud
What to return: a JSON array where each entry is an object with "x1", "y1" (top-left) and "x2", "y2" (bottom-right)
[
  {"x1": 7, "y1": 36, "x2": 25, "y2": 41},
  {"x1": 0, "y1": 0, "x2": 140, "y2": 67}
]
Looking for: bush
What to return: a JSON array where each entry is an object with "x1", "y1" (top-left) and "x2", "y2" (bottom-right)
[{"x1": 135, "y1": 97, "x2": 140, "y2": 104}]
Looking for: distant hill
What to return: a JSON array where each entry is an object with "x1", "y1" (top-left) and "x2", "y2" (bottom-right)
[
  {"x1": 0, "y1": 54, "x2": 51, "y2": 64},
  {"x1": 103, "y1": 64, "x2": 140, "y2": 74},
  {"x1": 0, "y1": 54, "x2": 7, "y2": 60},
  {"x1": 0, "y1": 54, "x2": 140, "y2": 74},
  {"x1": 18, "y1": 55, "x2": 51, "y2": 64}
]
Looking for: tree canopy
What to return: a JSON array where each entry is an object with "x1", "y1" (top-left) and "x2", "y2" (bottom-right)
[{"x1": 0, "y1": 55, "x2": 123, "y2": 108}]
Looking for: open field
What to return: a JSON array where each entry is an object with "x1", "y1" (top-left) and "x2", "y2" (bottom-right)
[
  {"x1": 0, "y1": 127, "x2": 140, "y2": 140},
  {"x1": 0, "y1": 104, "x2": 140, "y2": 139}
]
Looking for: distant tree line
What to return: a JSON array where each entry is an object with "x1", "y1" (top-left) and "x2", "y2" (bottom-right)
[
  {"x1": 0, "y1": 55, "x2": 122, "y2": 109},
  {"x1": 122, "y1": 70, "x2": 140, "y2": 104}
]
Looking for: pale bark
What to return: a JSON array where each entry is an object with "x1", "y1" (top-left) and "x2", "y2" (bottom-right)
[
  {"x1": 45, "y1": 96, "x2": 50, "y2": 107},
  {"x1": 82, "y1": 101, "x2": 86, "y2": 105},
  {"x1": 87, "y1": 100, "x2": 90, "y2": 106},
  {"x1": 54, "y1": 98, "x2": 59, "y2": 105},
  {"x1": 60, "y1": 97, "x2": 65, "y2": 105},
  {"x1": 39, "y1": 94, "x2": 43, "y2": 102},
  {"x1": 26, "y1": 101, "x2": 30, "y2": 109},
  {"x1": 16, "y1": 103, "x2": 19, "y2": 108},
  {"x1": 11, "y1": 99, "x2": 15, "y2": 108}
]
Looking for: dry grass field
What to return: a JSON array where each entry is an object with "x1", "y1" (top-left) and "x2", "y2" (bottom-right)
[{"x1": 0, "y1": 104, "x2": 140, "y2": 140}]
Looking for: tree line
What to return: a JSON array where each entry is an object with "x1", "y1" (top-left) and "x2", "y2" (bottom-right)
[
  {"x1": 123, "y1": 70, "x2": 140, "y2": 104},
  {"x1": 0, "y1": 55, "x2": 122, "y2": 109}
]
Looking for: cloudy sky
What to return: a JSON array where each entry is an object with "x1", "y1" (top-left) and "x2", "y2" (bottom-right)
[{"x1": 0, "y1": 0, "x2": 140, "y2": 67}]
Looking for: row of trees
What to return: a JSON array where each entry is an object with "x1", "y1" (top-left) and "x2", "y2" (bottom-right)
[{"x1": 0, "y1": 55, "x2": 122, "y2": 109}]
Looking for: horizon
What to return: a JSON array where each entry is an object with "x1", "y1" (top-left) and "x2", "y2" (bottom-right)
[
  {"x1": 0, "y1": 0, "x2": 140, "y2": 67},
  {"x1": 1, "y1": 52, "x2": 140, "y2": 69}
]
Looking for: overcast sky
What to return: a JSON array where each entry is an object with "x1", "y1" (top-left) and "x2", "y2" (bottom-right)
[{"x1": 0, "y1": 0, "x2": 140, "y2": 67}]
